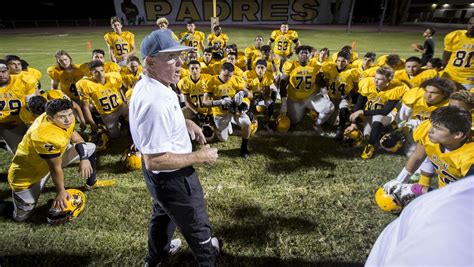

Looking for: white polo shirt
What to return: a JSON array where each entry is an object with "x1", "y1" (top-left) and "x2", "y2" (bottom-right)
[
  {"x1": 129, "y1": 74, "x2": 191, "y2": 172},
  {"x1": 366, "y1": 176, "x2": 474, "y2": 266}
]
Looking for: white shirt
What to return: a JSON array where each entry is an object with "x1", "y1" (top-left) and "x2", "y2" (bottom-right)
[
  {"x1": 129, "y1": 74, "x2": 192, "y2": 172},
  {"x1": 366, "y1": 176, "x2": 474, "y2": 267}
]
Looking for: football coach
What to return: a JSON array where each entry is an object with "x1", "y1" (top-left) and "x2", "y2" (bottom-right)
[{"x1": 129, "y1": 29, "x2": 219, "y2": 267}]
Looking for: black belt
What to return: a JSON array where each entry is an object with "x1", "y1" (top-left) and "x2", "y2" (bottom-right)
[{"x1": 156, "y1": 166, "x2": 195, "y2": 179}]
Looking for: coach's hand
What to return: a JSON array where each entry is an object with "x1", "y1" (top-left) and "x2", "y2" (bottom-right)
[
  {"x1": 198, "y1": 145, "x2": 218, "y2": 165},
  {"x1": 186, "y1": 119, "x2": 206, "y2": 145}
]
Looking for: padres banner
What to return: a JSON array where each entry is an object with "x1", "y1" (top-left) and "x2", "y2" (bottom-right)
[{"x1": 113, "y1": 0, "x2": 352, "y2": 25}]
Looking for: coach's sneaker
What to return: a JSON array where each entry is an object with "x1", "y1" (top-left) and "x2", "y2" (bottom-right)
[
  {"x1": 360, "y1": 144, "x2": 375, "y2": 160},
  {"x1": 169, "y1": 238, "x2": 182, "y2": 256},
  {"x1": 211, "y1": 237, "x2": 220, "y2": 255},
  {"x1": 85, "y1": 179, "x2": 116, "y2": 190}
]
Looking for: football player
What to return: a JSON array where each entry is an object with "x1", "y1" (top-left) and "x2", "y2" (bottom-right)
[
  {"x1": 213, "y1": 52, "x2": 244, "y2": 77},
  {"x1": 441, "y1": 16, "x2": 474, "y2": 90},
  {"x1": 155, "y1": 17, "x2": 179, "y2": 40},
  {"x1": 120, "y1": 56, "x2": 142, "y2": 100},
  {"x1": 376, "y1": 54, "x2": 405, "y2": 71},
  {"x1": 178, "y1": 20, "x2": 206, "y2": 54},
  {"x1": 104, "y1": 16, "x2": 136, "y2": 66},
  {"x1": 19, "y1": 59, "x2": 42, "y2": 90},
  {"x1": 383, "y1": 106, "x2": 473, "y2": 207},
  {"x1": 345, "y1": 67, "x2": 409, "y2": 159},
  {"x1": 351, "y1": 52, "x2": 376, "y2": 72},
  {"x1": 393, "y1": 56, "x2": 438, "y2": 88},
  {"x1": 19, "y1": 95, "x2": 47, "y2": 126},
  {"x1": 203, "y1": 62, "x2": 252, "y2": 158},
  {"x1": 425, "y1": 57, "x2": 443, "y2": 71},
  {"x1": 394, "y1": 77, "x2": 455, "y2": 156},
  {"x1": 246, "y1": 59, "x2": 278, "y2": 124},
  {"x1": 7, "y1": 99, "x2": 114, "y2": 222},
  {"x1": 5, "y1": 55, "x2": 41, "y2": 91},
  {"x1": 245, "y1": 36, "x2": 264, "y2": 70},
  {"x1": 0, "y1": 60, "x2": 37, "y2": 153},
  {"x1": 76, "y1": 60, "x2": 127, "y2": 139},
  {"x1": 224, "y1": 44, "x2": 247, "y2": 71},
  {"x1": 178, "y1": 60, "x2": 212, "y2": 119},
  {"x1": 82, "y1": 49, "x2": 121, "y2": 74},
  {"x1": 321, "y1": 50, "x2": 361, "y2": 140},
  {"x1": 249, "y1": 45, "x2": 279, "y2": 77},
  {"x1": 268, "y1": 23, "x2": 300, "y2": 70},
  {"x1": 279, "y1": 45, "x2": 334, "y2": 134},
  {"x1": 331, "y1": 45, "x2": 359, "y2": 63},
  {"x1": 207, "y1": 25, "x2": 229, "y2": 60},
  {"x1": 199, "y1": 47, "x2": 219, "y2": 75},
  {"x1": 412, "y1": 27, "x2": 436, "y2": 66}
]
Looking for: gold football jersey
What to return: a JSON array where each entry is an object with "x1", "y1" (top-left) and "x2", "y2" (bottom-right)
[
  {"x1": 207, "y1": 33, "x2": 229, "y2": 52},
  {"x1": 376, "y1": 55, "x2": 406, "y2": 71},
  {"x1": 393, "y1": 69, "x2": 438, "y2": 88},
  {"x1": 205, "y1": 75, "x2": 246, "y2": 116},
  {"x1": 103, "y1": 31, "x2": 135, "y2": 62},
  {"x1": 270, "y1": 30, "x2": 298, "y2": 57},
  {"x1": 284, "y1": 62, "x2": 322, "y2": 101},
  {"x1": 76, "y1": 72, "x2": 124, "y2": 115},
  {"x1": 358, "y1": 77, "x2": 408, "y2": 111},
  {"x1": 8, "y1": 113, "x2": 75, "y2": 191},
  {"x1": 402, "y1": 87, "x2": 448, "y2": 121},
  {"x1": 247, "y1": 72, "x2": 274, "y2": 100},
  {"x1": 0, "y1": 74, "x2": 37, "y2": 124},
  {"x1": 178, "y1": 31, "x2": 206, "y2": 52},
  {"x1": 442, "y1": 30, "x2": 474, "y2": 86},
  {"x1": 321, "y1": 62, "x2": 361, "y2": 101},
  {"x1": 331, "y1": 51, "x2": 359, "y2": 63},
  {"x1": 47, "y1": 64, "x2": 87, "y2": 101},
  {"x1": 414, "y1": 120, "x2": 474, "y2": 187},
  {"x1": 245, "y1": 45, "x2": 262, "y2": 66},
  {"x1": 178, "y1": 74, "x2": 211, "y2": 114}
]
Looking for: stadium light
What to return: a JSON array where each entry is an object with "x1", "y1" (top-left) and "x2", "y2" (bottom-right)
[
  {"x1": 431, "y1": 3, "x2": 437, "y2": 8},
  {"x1": 469, "y1": 3, "x2": 474, "y2": 7},
  {"x1": 442, "y1": 3, "x2": 450, "y2": 8}
]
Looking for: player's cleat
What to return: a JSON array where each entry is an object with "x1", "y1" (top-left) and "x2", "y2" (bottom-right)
[
  {"x1": 85, "y1": 179, "x2": 116, "y2": 190},
  {"x1": 334, "y1": 127, "x2": 344, "y2": 141},
  {"x1": 361, "y1": 144, "x2": 375, "y2": 160},
  {"x1": 169, "y1": 239, "x2": 182, "y2": 256},
  {"x1": 240, "y1": 147, "x2": 250, "y2": 159}
]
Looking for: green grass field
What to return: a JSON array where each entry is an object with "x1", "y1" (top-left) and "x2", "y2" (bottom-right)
[{"x1": 0, "y1": 26, "x2": 443, "y2": 266}]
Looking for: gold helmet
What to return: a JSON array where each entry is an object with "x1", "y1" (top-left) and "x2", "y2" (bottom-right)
[
  {"x1": 250, "y1": 120, "x2": 258, "y2": 136},
  {"x1": 123, "y1": 148, "x2": 142, "y2": 171},
  {"x1": 344, "y1": 129, "x2": 364, "y2": 147},
  {"x1": 375, "y1": 187, "x2": 401, "y2": 213},
  {"x1": 255, "y1": 105, "x2": 266, "y2": 113},
  {"x1": 380, "y1": 131, "x2": 405, "y2": 153},
  {"x1": 276, "y1": 115, "x2": 291, "y2": 133},
  {"x1": 237, "y1": 97, "x2": 251, "y2": 113},
  {"x1": 47, "y1": 189, "x2": 86, "y2": 225},
  {"x1": 201, "y1": 123, "x2": 215, "y2": 142}
]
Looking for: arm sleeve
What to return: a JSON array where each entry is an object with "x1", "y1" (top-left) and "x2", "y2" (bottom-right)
[
  {"x1": 364, "y1": 100, "x2": 399, "y2": 116},
  {"x1": 353, "y1": 94, "x2": 367, "y2": 111}
]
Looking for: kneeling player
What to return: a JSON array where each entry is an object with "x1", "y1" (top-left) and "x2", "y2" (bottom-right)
[
  {"x1": 203, "y1": 63, "x2": 252, "y2": 158},
  {"x1": 7, "y1": 99, "x2": 115, "y2": 222}
]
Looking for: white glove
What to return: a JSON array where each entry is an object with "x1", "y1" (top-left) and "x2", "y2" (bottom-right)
[
  {"x1": 383, "y1": 179, "x2": 402, "y2": 195},
  {"x1": 234, "y1": 91, "x2": 246, "y2": 106},
  {"x1": 398, "y1": 183, "x2": 416, "y2": 206},
  {"x1": 221, "y1": 97, "x2": 233, "y2": 107}
]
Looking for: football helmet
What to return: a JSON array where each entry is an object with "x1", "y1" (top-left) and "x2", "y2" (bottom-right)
[
  {"x1": 250, "y1": 120, "x2": 258, "y2": 136},
  {"x1": 123, "y1": 148, "x2": 142, "y2": 171},
  {"x1": 255, "y1": 105, "x2": 266, "y2": 113},
  {"x1": 375, "y1": 187, "x2": 401, "y2": 213},
  {"x1": 344, "y1": 129, "x2": 364, "y2": 147},
  {"x1": 47, "y1": 189, "x2": 86, "y2": 225},
  {"x1": 380, "y1": 131, "x2": 405, "y2": 153},
  {"x1": 235, "y1": 97, "x2": 251, "y2": 113},
  {"x1": 202, "y1": 123, "x2": 215, "y2": 142},
  {"x1": 89, "y1": 126, "x2": 110, "y2": 152},
  {"x1": 276, "y1": 115, "x2": 291, "y2": 133}
]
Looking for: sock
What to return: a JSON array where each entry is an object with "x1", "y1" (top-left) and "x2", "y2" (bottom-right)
[
  {"x1": 368, "y1": 121, "x2": 384, "y2": 145},
  {"x1": 86, "y1": 152, "x2": 97, "y2": 186}
]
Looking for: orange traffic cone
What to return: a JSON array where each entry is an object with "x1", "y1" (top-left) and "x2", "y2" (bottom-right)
[
  {"x1": 86, "y1": 41, "x2": 91, "y2": 51},
  {"x1": 351, "y1": 40, "x2": 356, "y2": 50}
]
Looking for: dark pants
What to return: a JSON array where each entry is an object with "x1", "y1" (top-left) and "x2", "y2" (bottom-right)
[{"x1": 143, "y1": 166, "x2": 216, "y2": 266}]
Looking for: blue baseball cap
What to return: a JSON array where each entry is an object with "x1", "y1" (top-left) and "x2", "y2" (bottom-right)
[{"x1": 140, "y1": 29, "x2": 193, "y2": 58}]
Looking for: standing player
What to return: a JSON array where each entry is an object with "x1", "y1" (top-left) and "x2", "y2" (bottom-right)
[
  {"x1": 393, "y1": 57, "x2": 438, "y2": 88},
  {"x1": 0, "y1": 60, "x2": 37, "y2": 153},
  {"x1": 412, "y1": 27, "x2": 436, "y2": 66},
  {"x1": 207, "y1": 25, "x2": 229, "y2": 60},
  {"x1": 442, "y1": 16, "x2": 474, "y2": 90},
  {"x1": 203, "y1": 63, "x2": 252, "y2": 158},
  {"x1": 7, "y1": 99, "x2": 114, "y2": 222},
  {"x1": 178, "y1": 20, "x2": 206, "y2": 54},
  {"x1": 268, "y1": 23, "x2": 300, "y2": 71},
  {"x1": 104, "y1": 16, "x2": 136, "y2": 66},
  {"x1": 321, "y1": 51, "x2": 361, "y2": 140},
  {"x1": 345, "y1": 67, "x2": 408, "y2": 159},
  {"x1": 279, "y1": 46, "x2": 334, "y2": 134},
  {"x1": 245, "y1": 36, "x2": 264, "y2": 70},
  {"x1": 76, "y1": 60, "x2": 127, "y2": 139}
]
